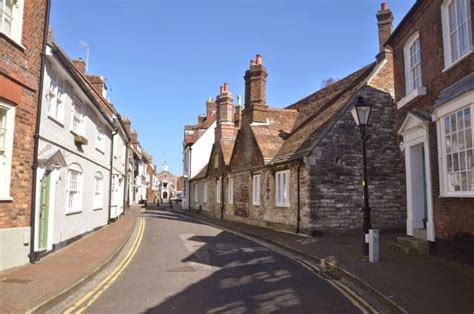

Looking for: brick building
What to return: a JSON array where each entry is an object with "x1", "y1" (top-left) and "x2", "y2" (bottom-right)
[
  {"x1": 387, "y1": 0, "x2": 473, "y2": 256},
  {"x1": 189, "y1": 4, "x2": 406, "y2": 235},
  {"x1": 0, "y1": 0, "x2": 50, "y2": 271}
]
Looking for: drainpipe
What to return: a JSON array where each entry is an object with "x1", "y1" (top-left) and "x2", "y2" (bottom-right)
[
  {"x1": 108, "y1": 129, "x2": 118, "y2": 224},
  {"x1": 296, "y1": 160, "x2": 302, "y2": 234},
  {"x1": 29, "y1": 0, "x2": 51, "y2": 264},
  {"x1": 123, "y1": 142, "x2": 129, "y2": 212}
]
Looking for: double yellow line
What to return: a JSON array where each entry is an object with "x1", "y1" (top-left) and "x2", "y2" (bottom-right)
[{"x1": 65, "y1": 218, "x2": 145, "y2": 314}]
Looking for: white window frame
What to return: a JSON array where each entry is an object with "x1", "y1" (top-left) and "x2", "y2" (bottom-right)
[
  {"x1": 93, "y1": 172, "x2": 104, "y2": 209},
  {"x1": 227, "y1": 178, "x2": 233, "y2": 204},
  {"x1": 275, "y1": 170, "x2": 290, "y2": 207},
  {"x1": 203, "y1": 182, "x2": 208, "y2": 202},
  {"x1": 95, "y1": 124, "x2": 105, "y2": 152},
  {"x1": 216, "y1": 177, "x2": 221, "y2": 203},
  {"x1": 0, "y1": 0, "x2": 24, "y2": 44},
  {"x1": 404, "y1": 32, "x2": 423, "y2": 95},
  {"x1": 434, "y1": 91, "x2": 474, "y2": 197},
  {"x1": 252, "y1": 174, "x2": 260, "y2": 206},
  {"x1": 0, "y1": 101, "x2": 15, "y2": 200},
  {"x1": 214, "y1": 154, "x2": 219, "y2": 168},
  {"x1": 441, "y1": 0, "x2": 473, "y2": 69},
  {"x1": 71, "y1": 97, "x2": 85, "y2": 136},
  {"x1": 66, "y1": 163, "x2": 83, "y2": 213},
  {"x1": 46, "y1": 76, "x2": 65, "y2": 125},
  {"x1": 194, "y1": 183, "x2": 198, "y2": 202}
]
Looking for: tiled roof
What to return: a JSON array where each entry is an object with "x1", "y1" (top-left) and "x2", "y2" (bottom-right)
[
  {"x1": 273, "y1": 63, "x2": 375, "y2": 163},
  {"x1": 220, "y1": 141, "x2": 235, "y2": 165}
]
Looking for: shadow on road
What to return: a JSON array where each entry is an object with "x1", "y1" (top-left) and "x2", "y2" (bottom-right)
[{"x1": 143, "y1": 210, "x2": 358, "y2": 313}]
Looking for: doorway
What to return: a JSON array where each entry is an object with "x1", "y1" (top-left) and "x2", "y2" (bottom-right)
[
  {"x1": 408, "y1": 143, "x2": 428, "y2": 236},
  {"x1": 39, "y1": 171, "x2": 51, "y2": 251}
]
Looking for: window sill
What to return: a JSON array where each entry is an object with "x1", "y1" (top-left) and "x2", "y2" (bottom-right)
[
  {"x1": 48, "y1": 115, "x2": 65, "y2": 127},
  {"x1": 439, "y1": 192, "x2": 474, "y2": 198},
  {"x1": 70, "y1": 130, "x2": 85, "y2": 137},
  {"x1": 275, "y1": 204, "x2": 290, "y2": 208},
  {"x1": 0, "y1": 32, "x2": 25, "y2": 52},
  {"x1": 65, "y1": 210, "x2": 82, "y2": 216},
  {"x1": 95, "y1": 147, "x2": 105, "y2": 154},
  {"x1": 0, "y1": 196, "x2": 13, "y2": 202},
  {"x1": 442, "y1": 49, "x2": 473, "y2": 73},
  {"x1": 93, "y1": 207, "x2": 103, "y2": 211},
  {"x1": 397, "y1": 86, "x2": 427, "y2": 109}
]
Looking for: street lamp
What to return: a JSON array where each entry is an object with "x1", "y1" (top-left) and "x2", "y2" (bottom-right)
[{"x1": 351, "y1": 96, "x2": 373, "y2": 256}]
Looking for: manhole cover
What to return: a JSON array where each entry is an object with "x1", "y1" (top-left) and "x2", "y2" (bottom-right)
[
  {"x1": 167, "y1": 266, "x2": 196, "y2": 273},
  {"x1": 0, "y1": 278, "x2": 32, "y2": 284}
]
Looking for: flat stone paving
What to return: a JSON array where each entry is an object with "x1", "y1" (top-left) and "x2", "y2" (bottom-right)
[
  {"x1": 176, "y1": 206, "x2": 474, "y2": 314},
  {"x1": 0, "y1": 206, "x2": 138, "y2": 313}
]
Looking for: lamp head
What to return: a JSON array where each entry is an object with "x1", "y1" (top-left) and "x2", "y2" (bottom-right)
[{"x1": 351, "y1": 96, "x2": 372, "y2": 127}]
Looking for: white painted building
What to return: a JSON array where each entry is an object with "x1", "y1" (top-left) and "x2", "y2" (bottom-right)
[
  {"x1": 33, "y1": 42, "x2": 114, "y2": 254},
  {"x1": 110, "y1": 117, "x2": 128, "y2": 220},
  {"x1": 182, "y1": 120, "x2": 216, "y2": 209}
]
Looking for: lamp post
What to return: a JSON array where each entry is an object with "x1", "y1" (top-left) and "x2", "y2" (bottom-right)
[{"x1": 351, "y1": 96, "x2": 373, "y2": 256}]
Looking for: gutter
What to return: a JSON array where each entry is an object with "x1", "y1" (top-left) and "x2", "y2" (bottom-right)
[
  {"x1": 29, "y1": 0, "x2": 51, "y2": 264},
  {"x1": 108, "y1": 128, "x2": 118, "y2": 224}
]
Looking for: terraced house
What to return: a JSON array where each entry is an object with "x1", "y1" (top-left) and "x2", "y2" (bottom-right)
[
  {"x1": 189, "y1": 4, "x2": 406, "y2": 235},
  {"x1": 387, "y1": 0, "x2": 473, "y2": 258},
  {"x1": 0, "y1": 0, "x2": 49, "y2": 271}
]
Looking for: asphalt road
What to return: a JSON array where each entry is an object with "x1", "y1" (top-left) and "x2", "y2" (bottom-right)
[{"x1": 86, "y1": 208, "x2": 360, "y2": 313}]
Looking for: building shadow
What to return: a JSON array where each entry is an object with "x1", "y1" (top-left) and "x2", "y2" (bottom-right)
[{"x1": 143, "y1": 226, "x2": 358, "y2": 313}]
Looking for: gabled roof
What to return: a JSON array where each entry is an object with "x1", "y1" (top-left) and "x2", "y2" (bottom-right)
[
  {"x1": 220, "y1": 141, "x2": 235, "y2": 165},
  {"x1": 270, "y1": 63, "x2": 376, "y2": 163}
]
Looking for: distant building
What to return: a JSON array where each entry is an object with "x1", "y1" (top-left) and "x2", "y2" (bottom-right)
[{"x1": 157, "y1": 162, "x2": 179, "y2": 203}]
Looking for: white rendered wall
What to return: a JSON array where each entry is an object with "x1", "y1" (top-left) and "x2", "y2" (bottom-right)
[{"x1": 190, "y1": 121, "x2": 216, "y2": 178}]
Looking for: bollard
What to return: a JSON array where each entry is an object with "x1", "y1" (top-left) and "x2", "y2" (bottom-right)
[{"x1": 369, "y1": 229, "x2": 379, "y2": 263}]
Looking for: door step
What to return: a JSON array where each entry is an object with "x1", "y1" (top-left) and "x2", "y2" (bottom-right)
[
  {"x1": 413, "y1": 228, "x2": 427, "y2": 240},
  {"x1": 390, "y1": 236, "x2": 429, "y2": 255}
]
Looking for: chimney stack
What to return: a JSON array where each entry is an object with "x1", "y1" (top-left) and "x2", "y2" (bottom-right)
[
  {"x1": 122, "y1": 116, "x2": 132, "y2": 135},
  {"x1": 243, "y1": 54, "x2": 268, "y2": 124},
  {"x1": 206, "y1": 97, "x2": 217, "y2": 119},
  {"x1": 72, "y1": 59, "x2": 86, "y2": 74},
  {"x1": 215, "y1": 83, "x2": 236, "y2": 143},
  {"x1": 376, "y1": 1, "x2": 394, "y2": 54}
]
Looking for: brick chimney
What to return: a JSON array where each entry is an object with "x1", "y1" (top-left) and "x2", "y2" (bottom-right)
[
  {"x1": 215, "y1": 83, "x2": 236, "y2": 143},
  {"x1": 86, "y1": 75, "x2": 107, "y2": 98},
  {"x1": 376, "y1": 1, "x2": 394, "y2": 54},
  {"x1": 243, "y1": 54, "x2": 268, "y2": 124},
  {"x1": 72, "y1": 59, "x2": 86, "y2": 74},
  {"x1": 206, "y1": 97, "x2": 217, "y2": 119},
  {"x1": 122, "y1": 116, "x2": 131, "y2": 135},
  {"x1": 130, "y1": 130, "x2": 138, "y2": 145}
]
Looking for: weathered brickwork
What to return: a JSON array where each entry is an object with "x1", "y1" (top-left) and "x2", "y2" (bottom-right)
[
  {"x1": 0, "y1": 0, "x2": 49, "y2": 228},
  {"x1": 303, "y1": 85, "x2": 405, "y2": 233},
  {"x1": 388, "y1": 0, "x2": 474, "y2": 242}
]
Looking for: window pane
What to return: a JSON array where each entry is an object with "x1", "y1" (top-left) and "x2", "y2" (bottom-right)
[
  {"x1": 457, "y1": 111, "x2": 464, "y2": 129},
  {"x1": 448, "y1": 154, "x2": 453, "y2": 172},
  {"x1": 459, "y1": 131, "x2": 465, "y2": 150},
  {"x1": 461, "y1": 172, "x2": 468, "y2": 190},
  {"x1": 454, "y1": 152, "x2": 460, "y2": 171},
  {"x1": 446, "y1": 135, "x2": 452, "y2": 153},
  {"x1": 460, "y1": 151, "x2": 467, "y2": 170},
  {"x1": 445, "y1": 116, "x2": 451, "y2": 134},
  {"x1": 452, "y1": 132, "x2": 458, "y2": 152},
  {"x1": 451, "y1": 114, "x2": 457, "y2": 132},
  {"x1": 464, "y1": 108, "x2": 471, "y2": 127}
]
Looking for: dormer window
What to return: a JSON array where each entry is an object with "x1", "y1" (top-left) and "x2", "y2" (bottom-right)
[{"x1": 441, "y1": 0, "x2": 472, "y2": 68}]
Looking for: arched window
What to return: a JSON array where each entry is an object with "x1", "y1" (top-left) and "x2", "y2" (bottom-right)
[
  {"x1": 94, "y1": 172, "x2": 104, "y2": 209},
  {"x1": 67, "y1": 163, "x2": 83, "y2": 213}
]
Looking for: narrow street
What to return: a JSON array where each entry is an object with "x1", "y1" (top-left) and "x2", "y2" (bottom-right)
[{"x1": 82, "y1": 208, "x2": 359, "y2": 313}]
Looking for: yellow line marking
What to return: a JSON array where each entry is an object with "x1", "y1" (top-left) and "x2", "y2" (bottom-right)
[{"x1": 64, "y1": 218, "x2": 145, "y2": 314}]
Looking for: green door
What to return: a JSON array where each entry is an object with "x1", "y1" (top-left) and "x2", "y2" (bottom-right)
[{"x1": 39, "y1": 171, "x2": 51, "y2": 250}]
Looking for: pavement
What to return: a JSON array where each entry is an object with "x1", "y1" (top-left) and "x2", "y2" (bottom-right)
[
  {"x1": 175, "y1": 206, "x2": 474, "y2": 314},
  {"x1": 86, "y1": 207, "x2": 361, "y2": 313},
  {"x1": 0, "y1": 206, "x2": 140, "y2": 313}
]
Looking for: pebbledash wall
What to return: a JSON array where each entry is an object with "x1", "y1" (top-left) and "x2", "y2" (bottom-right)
[
  {"x1": 0, "y1": 0, "x2": 49, "y2": 271},
  {"x1": 33, "y1": 43, "x2": 113, "y2": 253}
]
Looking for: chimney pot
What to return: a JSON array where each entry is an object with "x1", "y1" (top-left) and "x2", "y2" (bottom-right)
[
  {"x1": 255, "y1": 54, "x2": 263, "y2": 65},
  {"x1": 381, "y1": 1, "x2": 389, "y2": 11},
  {"x1": 223, "y1": 83, "x2": 228, "y2": 92}
]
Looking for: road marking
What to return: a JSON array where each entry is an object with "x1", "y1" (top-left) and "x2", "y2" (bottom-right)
[{"x1": 64, "y1": 218, "x2": 145, "y2": 314}]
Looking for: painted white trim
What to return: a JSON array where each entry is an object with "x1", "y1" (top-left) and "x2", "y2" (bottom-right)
[
  {"x1": 252, "y1": 174, "x2": 261, "y2": 206},
  {"x1": 403, "y1": 32, "x2": 424, "y2": 96},
  {"x1": 400, "y1": 115, "x2": 435, "y2": 241},
  {"x1": 0, "y1": 0, "x2": 24, "y2": 45},
  {"x1": 0, "y1": 102, "x2": 15, "y2": 200},
  {"x1": 397, "y1": 86, "x2": 427, "y2": 109},
  {"x1": 275, "y1": 170, "x2": 290, "y2": 207},
  {"x1": 432, "y1": 91, "x2": 474, "y2": 120}
]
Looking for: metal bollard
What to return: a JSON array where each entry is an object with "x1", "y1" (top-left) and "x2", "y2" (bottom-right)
[{"x1": 369, "y1": 229, "x2": 379, "y2": 263}]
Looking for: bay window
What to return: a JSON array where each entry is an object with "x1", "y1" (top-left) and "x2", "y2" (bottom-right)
[
  {"x1": 275, "y1": 170, "x2": 290, "y2": 207},
  {"x1": 438, "y1": 98, "x2": 474, "y2": 196}
]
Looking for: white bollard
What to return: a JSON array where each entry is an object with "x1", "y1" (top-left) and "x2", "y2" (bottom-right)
[{"x1": 369, "y1": 229, "x2": 379, "y2": 263}]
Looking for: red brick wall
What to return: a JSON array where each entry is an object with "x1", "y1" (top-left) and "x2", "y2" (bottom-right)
[
  {"x1": 0, "y1": 0, "x2": 49, "y2": 228},
  {"x1": 390, "y1": 0, "x2": 474, "y2": 240}
]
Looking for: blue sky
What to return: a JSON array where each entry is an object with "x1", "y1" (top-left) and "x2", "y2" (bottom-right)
[{"x1": 50, "y1": 0, "x2": 415, "y2": 175}]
